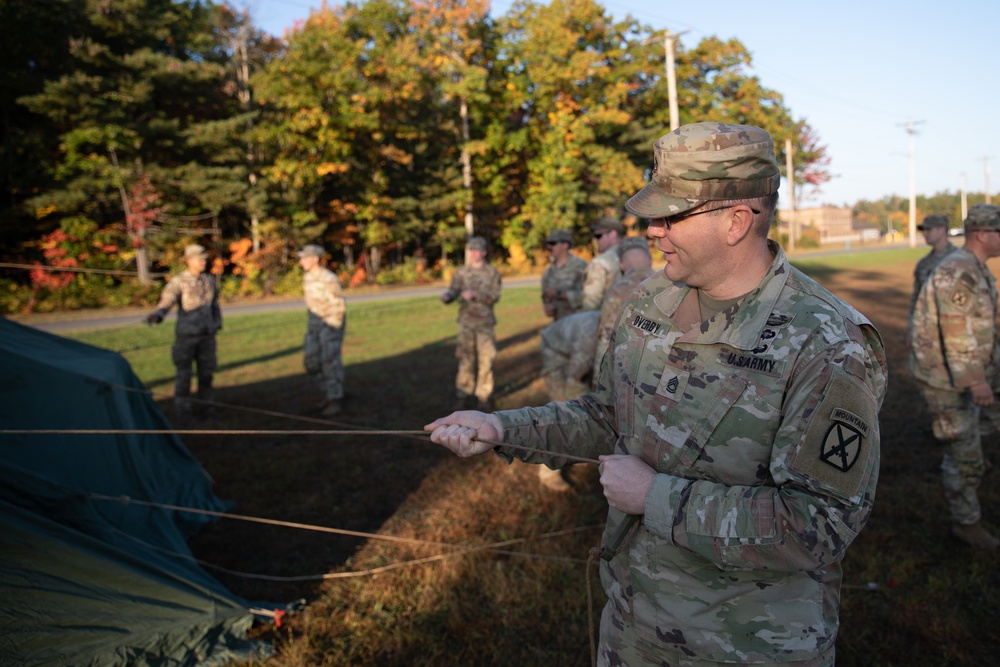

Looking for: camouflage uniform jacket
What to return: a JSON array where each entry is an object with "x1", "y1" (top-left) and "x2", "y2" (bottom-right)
[
  {"x1": 443, "y1": 264, "x2": 502, "y2": 328},
  {"x1": 541, "y1": 310, "x2": 600, "y2": 377},
  {"x1": 909, "y1": 242, "x2": 958, "y2": 314},
  {"x1": 580, "y1": 245, "x2": 622, "y2": 310},
  {"x1": 908, "y1": 247, "x2": 998, "y2": 391},
  {"x1": 152, "y1": 270, "x2": 221, "y2": 337},
  {"x1": 304, "y1": 266, "x2": 346, "y2": 329},
  {"x1": 595, "y1": 266, "x2": 656, "y2": 376},
  {"x1": 495, "y1": 242, "x2": 887, "y2": 663},
  {"x1": 541, "y1": 254, "x2": 588, "y2": 319}
]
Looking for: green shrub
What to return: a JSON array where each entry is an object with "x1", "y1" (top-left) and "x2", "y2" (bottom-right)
[{"x1": 0, "y1": 278, "x2": 33, "y2": 314}]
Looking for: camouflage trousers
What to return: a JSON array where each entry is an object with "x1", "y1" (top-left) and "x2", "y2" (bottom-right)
[
  {"x1": 304, "y1": 315, "x2": 345, "y2": 401},
  {"x1": 597, "y1": 603, "x2": 834, "y2": 667},
  {"x1": 541, "y1": 344, "x2": 591, "y2": 402},
  {"x1": 172, "y1": 334, "x2": 217, "y2": 408},
  {"x1": 455, "y1": 323, "x2": 495, "y2": 401},
  {"x1": 918, "y1": 384, "x2": 987, "y2": 525}
]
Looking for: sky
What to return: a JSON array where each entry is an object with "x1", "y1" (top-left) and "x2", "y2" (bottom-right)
[{"x1": 248, "y1": 0, "x2": 1000, "y2": 210}]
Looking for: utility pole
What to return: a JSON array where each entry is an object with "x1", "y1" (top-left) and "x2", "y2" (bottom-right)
[
  {"x1": 961, "y1": 173, "x2": 968, "y2": 221},
  {"x1": 982, "y1": 156, "x2": 992, "y2": 204},
  {"x1": 785, "y1": 138, "x2": 795, "y2": 253},
  {"x1": 643, "y1": 29, "x2": 689, "y2": 131},
  {"x1": 898, "y1": 120, "x2": 925, "y2": 248}
]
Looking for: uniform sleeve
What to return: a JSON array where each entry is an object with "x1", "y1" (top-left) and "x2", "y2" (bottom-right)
[
  {"x1": 441, "y1": 270, "x2": 463, "y2": 303},
  {"x1": 563, "y1": 262, "x2": 587, "y2": 310},
  {"x1": 581, "y1": 261, "x2": 610, "y2": 310},
  {"x1": 320, "y1": 273, "x2": 346, "y2": 328},
  {"x1": 933, "y1": 267, "x2": 989, "y2": 388},
  {"x1": 478, "y1": 269, "x2": 502, "y2": 306},
  {"x1": 152, "y1": 278, "x2": 181, "y2": 317},
  {"x1": 644, "y1": 331, "x2": 886, "y2": 573}
]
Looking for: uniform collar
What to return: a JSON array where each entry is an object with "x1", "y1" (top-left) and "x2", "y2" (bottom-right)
[{"x1": 652, "y1": 239, "x2": 789, "y2": 350}]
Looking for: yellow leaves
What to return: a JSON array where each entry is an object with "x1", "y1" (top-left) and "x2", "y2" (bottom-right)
[
  {"x1": 35, "y1": 204, "x2": 58, "y2": 220},
  {"x1": 317, "y1": 162, "x2": 349, "y2": 176}
]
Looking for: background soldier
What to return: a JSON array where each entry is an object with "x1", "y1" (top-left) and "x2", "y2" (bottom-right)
[
  {"x1": 144, "y1": 244, "x2": 222, "y2": 419},
  {"x1": 909, "y1": 203, "x2": 1000, "y2": 550},
  {"x1": 540, "y1": 228, "x2": 587, "y2": 320},
  {"x1": 440, "y1": 236, "x2": 502, "y2": 411},
  {"x1": 298, "y1": 244, "x2": 346, "y2": 418},
  {"x1": 580, "y1": 217, "x2": 624, "y2": 311},
  {"x1": 909, "y1": 214, "x2": 958, "y2": 318},
  {"x1": 593, "y1": 237, "x2": 654, "y2": 380},
  {"x1": 428, "y1": 122, "x2": 887, "y2": 666}
]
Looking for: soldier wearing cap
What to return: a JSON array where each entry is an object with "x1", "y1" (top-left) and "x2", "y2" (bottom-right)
[
  {"x1": 909, "y1": 214, "x2": 958, "y2": 318},
  {"x1": 909, "y1": 203, "x2": 1000, "y2": 550},
  {"x1": 580, "y1": 217, "x2": 624, "y2": 311},
  {"x1": 440, "y1": 236, "x2": 502, "y2": 411},
  {"x1": 144, "y1": 244, "x2": 222, "y2": 418},
  {"x1": 540, "y1": 228, "x2": 587, "y2": 320},
  {"x1": 593, "y1": 237, "x2": 655, "y2": 381},
  {"x1": 298, "y1": 244, "x2": 346, "y2": 417},
  {"x1": 427, "y1": 122, "x2": 887, "y2": 666}
]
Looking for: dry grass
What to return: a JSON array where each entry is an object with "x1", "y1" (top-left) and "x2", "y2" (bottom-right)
[{"x1": 66, "y1": 252, "x2": 1000, "y2": 667}]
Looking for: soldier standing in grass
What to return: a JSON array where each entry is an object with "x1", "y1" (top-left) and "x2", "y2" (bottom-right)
[
  {"x1": 427, "y1": 122, "x2": 887, "y2": 666},
  {"x1": 440, "y1": 236, "x2": 502, "y2": 412},
  {"x1": 144, "y1": 244, "x2": 222, "y2": 419},
  {"x1": 909, "y1": 203, "x2": 1000, "y2": 550},
  {"x1": 909, "y1": 214, "x2": 958, "y2": 320},
  {"x1": 580, "y1": 216, "x2": 624, "y2": 311},
  {"x1": 298, "y1": 244, "x2": 346, "y2": 418},
  {"x1": 541, "y1": 228, "x2": 587, "y2": 321}
]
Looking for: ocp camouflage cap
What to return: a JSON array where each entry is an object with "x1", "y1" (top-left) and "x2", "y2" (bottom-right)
[
  {"x1": 184, "y1": 244, "x2": 208, "y2": 260},
  {"x1": 917, "y1": 214, "x2": 948, "y2": 230},
  {"x1": 297, "y1": 244, "x2": 325, "y2": 259},
  {"x1": 625, "y1": 122, "x2": 781, "y2": 219},
  {"x1": 617, "y1": 236, "x2": 651, "y2": 258},
  {"x1": 965, "y1": 203, "x2": 1000, "y2": 229},
  {"x1": 591, "y1": 217, "x2": 625, "y2": 234},
  {"x1": 467, "y1": 236, "x2": 488, "y2": 251},
  {"x1": 545, "y1": 229, "x2": 573, "y2": 244}
]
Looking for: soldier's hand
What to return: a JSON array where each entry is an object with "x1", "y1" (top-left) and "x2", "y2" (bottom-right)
[
  {"x1": 425, "y1": 411, "x2": 503, "y2": 457},
  {"x1": 144, "y1": 313, "x2": 163, "y2": 325},
  {"x1": 543, "y1": 303, "x2": 556, "y2": 318},
  {"x1": 970, "y1": 382, "x2": 995, "y2": 407},
  {"x1": 598, "y1": 454, "x2": 656, "y2": 516},
  {"x1": 460, "y1": 289, "x2": 477, "y2": 301}
]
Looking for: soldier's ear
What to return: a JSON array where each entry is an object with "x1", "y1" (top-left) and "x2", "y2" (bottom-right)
[{"x1": 725, "y1": 205, "x2": 756, "y2": 246}]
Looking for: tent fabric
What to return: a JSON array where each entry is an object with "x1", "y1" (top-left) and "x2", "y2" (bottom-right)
[{"x1": 0, "y1": 316, "x2": 265, "y2": 666}]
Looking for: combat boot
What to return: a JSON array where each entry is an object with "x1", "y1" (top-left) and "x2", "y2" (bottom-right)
[
  {"x1": 952, "y1": 522, "x2": 1000, "y2": 550},
  {"x1": 321, "y1": 399, "x2": 342, "y2": 418}
]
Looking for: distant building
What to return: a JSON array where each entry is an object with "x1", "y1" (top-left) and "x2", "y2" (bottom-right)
[{"x1": 776, "y1": 206, "x2": 881, "y2": 245}]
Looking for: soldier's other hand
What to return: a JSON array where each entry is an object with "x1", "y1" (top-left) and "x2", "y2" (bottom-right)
[
  {"x1": 425, "y1": 411, "x2": 503, "y2": 457},
  {"x1": 460, "y1": 289, "x2": 477, "y2": 301},
  {"x1": 598, "y1": 454, "x2": 656, "y2": 516},
  {"x1": 543, "y1": 303, "x2": 556, "y2": 318},
  {"x1": 440, "y1": 291, "x2": 453, "y2": 304},
  {"x1": 970, "y1": 382, "x2": 995, "y2": 407},
  {"x1": 144, "y1": 313, "x2": 163, "y2": 325}
]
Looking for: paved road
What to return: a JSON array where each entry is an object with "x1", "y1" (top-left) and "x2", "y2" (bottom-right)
[{"x1": 17, "y1": 276, "x2": 543, "y2": 334}]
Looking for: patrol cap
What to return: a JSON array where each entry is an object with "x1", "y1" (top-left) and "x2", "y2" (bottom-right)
[
  {"x1": 965, "y1": 203, "x2": 1000, "y2": 229},
  {"x1": 591, "y1": 217, "x2": 625, "y2": 235},
  {"x1": 545, "y1": 229, "x2": 573, "y2": 244},
  {"x1": 617, "y1": 236, "x2": 651, "y2": 258},
  {"x1": 297, "y1": 244, "x2": 325, "y2": 259},
  {"x1": 917, "y1": 214, "x2": 948, "y2": 231},
  {"x1": 625, "y1": 122, "x2": 781, "y2": 219},
  {"x1": 467, "y1": 236, "x2": 487, "y2": 251},
  {"x1": 184, "y1": 244, "x2": 208, "y2": 260}
]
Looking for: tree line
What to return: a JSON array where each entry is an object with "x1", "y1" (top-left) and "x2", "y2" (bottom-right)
[{"x1": 1, "y1": 0, "x2": 832, "y2": 312}]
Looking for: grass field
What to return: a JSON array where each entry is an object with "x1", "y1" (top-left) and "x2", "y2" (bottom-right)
[{"x1": 60, "y1": 246, "x2": 1000, "y2": 666}]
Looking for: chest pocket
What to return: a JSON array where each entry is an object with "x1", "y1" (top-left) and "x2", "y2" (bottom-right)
[{"x1": 641, "y1": 371, "x2": 751, "y2": 472}]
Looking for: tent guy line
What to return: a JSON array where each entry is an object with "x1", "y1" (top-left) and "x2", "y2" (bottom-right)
[{"x1": 1, "y1": 428, "x2": 603, "y2": 464}]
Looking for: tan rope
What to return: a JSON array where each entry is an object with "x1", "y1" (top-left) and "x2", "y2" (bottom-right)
[{"x1": 6, "y1": 429, "x2": 602, "y2": 464}]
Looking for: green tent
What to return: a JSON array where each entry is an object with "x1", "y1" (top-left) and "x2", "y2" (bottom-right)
[{"x1": 0, "y1": 316, "x2": 266, "y2": 666}]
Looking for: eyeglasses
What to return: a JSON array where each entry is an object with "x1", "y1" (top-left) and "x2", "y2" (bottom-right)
[
  {"x1": 658, "y1": 205, "x2": 761, "y2": 230},
  {"x1": 593, "y1": 232, "x2": 607, "y2": 239},
  {"x1": 545, "y1": 241, "x2": 559, "y2": 246}
]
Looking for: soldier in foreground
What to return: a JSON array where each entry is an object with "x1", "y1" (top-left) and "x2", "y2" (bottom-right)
[
  {"x1": 144, "y1": 244, "x2": 222, "y2": 419},
  {"x1": 540, "y1": 228, "x2": 587, "y2": 320},
  {"x1": 298, "y1": 244, "x2": 347, "y2": 418},
  {"x1": 440, "y1": 236, "x2": 502, "y2": 412},
  {"x1": 909, "y1": 203, "x2": 1000, "y2": 550},
  {"x1": 427, "y1": 122, "x2": 887, "y2": 665}
]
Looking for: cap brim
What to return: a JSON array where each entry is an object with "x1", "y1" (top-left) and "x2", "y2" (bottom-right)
[{"x1": 624, "y1": 182, "x2": 700, "y2": 219}]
